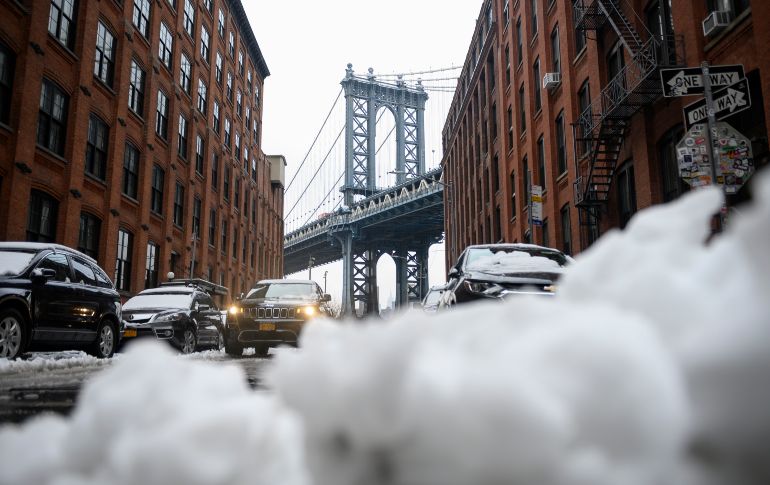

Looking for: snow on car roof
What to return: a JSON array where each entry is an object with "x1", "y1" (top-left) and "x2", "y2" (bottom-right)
[
  {"x1": 0, "y1": 242, "x2": 99, "y2": 266},
  {"x1": 138, "y1": 286, "x2": 196, "y2": 295},
  {"x1": 256, "y1": 279, "x2": 315, "y2": 285}
]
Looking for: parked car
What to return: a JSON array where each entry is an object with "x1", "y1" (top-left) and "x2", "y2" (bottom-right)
[
  {"x1": 422, "y1": 284, "x2": 448, "y2": 313},
  {"x1": 439, "y1": 244, "x2": 572, "y2": 308},
  {"x1": 225, "y1": 279, "x2": 332, "y2": 357},
  {"x1": 0, "y1": 242, "x2": 122, "y2": 359},
  {"x1": 121, "y1": 282, "x2": 225, "y2": 354}
]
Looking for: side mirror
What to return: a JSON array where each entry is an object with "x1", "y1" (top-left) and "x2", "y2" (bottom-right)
[
  {"x1": 322, "y1": 293, "x2": 331, "y2": 302},
  {"x1": 31, "y1": 268, "x2": 56, "y2": 284},
  {"x1": 448, "y1": 268, "x2": 460, "y2": 278}
]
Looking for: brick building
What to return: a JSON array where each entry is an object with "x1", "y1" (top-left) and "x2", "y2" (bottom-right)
[
  {"x1": 442, "y1": 0, "x2": 769, "y2": 265},
  {"x1": 0, "y1": 0, "x2": 285, "y2": 299}
]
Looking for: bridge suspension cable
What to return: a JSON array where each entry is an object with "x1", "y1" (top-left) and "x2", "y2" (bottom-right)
[
  {"x1": 285, "y1": 88, "x2": 343, "y2": 192},
  {"x1": 377, "y1": 65, "x2": 461, "y2": 77}
]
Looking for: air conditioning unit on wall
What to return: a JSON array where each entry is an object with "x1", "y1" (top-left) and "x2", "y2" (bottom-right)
[
  {"x1": 542, "y1": 72, "x2": 561, "y2": 90},
  {"x1": 702, "y1": 10, "x2": 732, "y2": 36}
]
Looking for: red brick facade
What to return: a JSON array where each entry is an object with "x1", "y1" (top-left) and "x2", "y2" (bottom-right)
[
  {"x1": 0, "y1": 0, "x2": 284, "y2": 299},
  {"x1": 442, "y1": 0, "x2": 769, "y2": 266}
]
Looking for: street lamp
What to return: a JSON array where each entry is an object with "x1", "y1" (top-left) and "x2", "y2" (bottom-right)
[{"x1": 308, "y1": 256, "x2": 315, "y2": 280}]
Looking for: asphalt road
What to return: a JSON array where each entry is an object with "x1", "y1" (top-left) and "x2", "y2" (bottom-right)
[{"x1": 0, "y1": 350, "x2": 271, "y2": 424}]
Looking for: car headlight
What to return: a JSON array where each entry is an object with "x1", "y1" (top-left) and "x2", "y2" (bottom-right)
[
  {"x1": 153, "y1": 312, "x2": 184, "y2": 323},
  {"x1": 228, "y1": 305, "x2": 243, "y2": 315},
  {"x1": 464, "y1": 280, "x2": 496, "y2": 294},
  {"x1": 301, "y1": 306, "x2": 317, "y2": 317}
]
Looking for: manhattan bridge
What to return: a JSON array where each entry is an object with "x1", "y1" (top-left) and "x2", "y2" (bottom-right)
[{"x1": 283, "y1": 64, "x2": 459, "y2": 316}]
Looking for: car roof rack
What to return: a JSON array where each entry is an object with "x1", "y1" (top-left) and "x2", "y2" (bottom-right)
[{"x1": 159, "y1": 278, "x2": 229, "y2": 296}]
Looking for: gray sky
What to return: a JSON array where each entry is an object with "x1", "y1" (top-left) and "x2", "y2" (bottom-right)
[{"x1": 245, "y1": 0, "x2": 484, "y2": 306}]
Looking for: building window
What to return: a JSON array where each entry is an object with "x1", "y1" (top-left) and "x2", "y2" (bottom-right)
[
  {"x1": 217, "y1": 8, "x2": 225, "y2": 37},
  {"x1": 556, "y1": 111, "x2": 566, "y2": 175},
  {"x1": 242, "y1": 234, "x2": 247, "y2": 260},
  {"x1": 48, "y1": 0, "x2": 77, "y2": 49},
  {"x1": 211, "y1": 153, "x2": 219, "y2": 190},
  {"x1": 574, "y1": 3, "x2": 587, "y2": 54},
  {"x1": 515, "y1": 17, "x2": 523, "y2": 65},
  {"x1": 228, "y1": 31, "x2": 235, "y2": 57},
  {"x1": 223, "y1": 164, "x2": 230, "y2": 201},
  {"x1": 245, "y1": 105, "x2": 251, "y2": 129},
  {"x1": 193, "y1": 196, "x2": 202, "y2": 238},
  {"x1": 542, "y1": 218, "x2": 549, "y2": 248},
  {"x1": 503, "y1": 0, "x2": 510, "y2": 26},
  {"x1": 180, "y1": 53, "x2": 192, "y2": 94},
  {"x1": 234, "y1": 175, "x2": 240, "y2": 207},
  {"x1": 159, "y1": 22, "x2": 173, "y2": 70},
  {"x1": 251, "y1": 196, "x2": 256, "y2": 224},
  {"x1": 27, "y1": 190, "x2": 58, "y2": 242},
  {"x1": 537, "y1": 135, "x2": 546, "y2": 190},
  {"x1": 178, "y1": 113, "x2": 189, "y2": 160},
  {"x1": 132, "y1": 0, "x2": 150, "y2": 37},
  {"x1": 0, "y1": 42, "x2": 14, "y2": 125},
  {"x1": 151, "y1": 164, "x2": 164, "y2": 214},
  {"x1": 659, "y1": 125, "x2": 687, "y2": 202},
  {"x1": 551, "y1": 25, "x2": 561, "y2": 74},
  {"x1": 94, "y1": 21, "x2": 116, "y2": 87},
  {"x1": 78, "y1": 212, "x2": 100, "y2": 259},
  {"x1": 208, "y1": 208, "x2": 216, "y2": 246},
  {"x1": 578, "y1": 81, "x2": 591, "y2": 156},
  {"x1": 244, "y1": 146, "x2": 249, "y2": 167},
  {"x1": 518, "y1": 84, "x2": 526, "y2": 134},
  {"x1": 616, "y1": 161, "x2": 637, "y2": 229},
  {"x1": 85, "y1": 114, "x2": 109, "y2": 180},
  {"x1": 215, "y1": 52, "x2": 223, "y2": 84},
  {"x1": 560, "y1": 204, "x2": 571, "y2": 255},
  {"x1": 236, "y1": 89, "x2": 242, "y2": 117},
  {"x1": 234, "y1": 132, "x2": 241, "y2": 160},
  {"x1": 253, "y1": 118, "x2": 259, "y2": 141},
  {"x1": 128, "y1": 60, "x2": 145, "y2": 115},
  {"x1": 173, "y1": 181, "x2": 185, "y2": 226},
  {"x1": 195, "y1": 135, "x2": 204, "y2": 174},
  {"x1": 530, "y1": 0, "x2": 538, "y2": 37},
  {"x1": 251, "y1": 157, "x2": 257, "y2": 181},
  {"x1": 247, "y1": 70, "x2": 253, "y2": 93},
  {"x1": 156, "y1": 90, "x2": 169, "y2": 139},
  {"x1": 607, "y1": 41, "x2": 626, "y2": 95},
  {"x1": 183, "y1": 0, "x2": 195, "y2": 37},
  {"x1": 707, "y1": 0, "x2": 750, "y2": 18},
  {"x1": 212, "y1": 99, "x2": 220, "y2": 133},
  {"x1": 224, "y1": 117, "x2": 231, "y2": 147},
  {"x1": 226, "y1": 71, "x2": 233, "y2": 102},
  {"x1": 203, "y1": 0, "x2": 212, "y2": 13},
  {"x1": 115, "y1": 229, "x2": 133, "y2": 292},
  {"x1": 523, "y1": 156, "x2": 530, "y2": 211},
  {"x1": 200, "y1": 25, "x2": 210, "y2": 63},
  {"x1": 145, "y1": 241, "x2": 159, "y2": 288},
  {"x1": 506, "y1": 106, "x2": 513, "y2": 150},
  {"x1": 510, "y1": 171, "x2": 516, "y2": 217},
  {"x1": 533, "y1": 57, "x2": 541, "y2": 112},
  {"x1": 221, "y1": 219, "x2": 227, "y2": 253},
  {"x1": 37, "y1": 79, "x2": 69, "y2": 155},
  {"x1": 197, "y1": 79, "x2": 208, "y2": 115},
  {"x1": 238, "y1": 50, "x2": 244, "y2": 76},
  {"x1": 123, "y1": 142, "x2": 140, "y2": 199},
  {"x1": 232, "y1": 227, "x2": 237, "y2": 256},
  {"x1": 504, "y1": 45, "x2": 511, "y2": 87}
]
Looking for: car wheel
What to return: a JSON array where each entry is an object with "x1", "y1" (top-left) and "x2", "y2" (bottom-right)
[
  {"x1": 0, "y1": 308, "x2": 26, "y2": 359},
  {"x1": 224, "y1": 338, "x2": 243, "y2": 357},
  {"x1": 181, "y1": 328, "x2": 197, "y2": 354},
  {"x1": 254, "y1": 344, "x2": 269, "y2": 358},
  {"x1": 91, "y1": 320, "x2": 117, "y2": 359}
]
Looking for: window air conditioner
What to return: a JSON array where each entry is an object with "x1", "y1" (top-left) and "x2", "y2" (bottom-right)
[
  {"x1": 702, "y1": 10, "x2": 732, "y2": 36},
  {"x1": 542, "y1": 72, "x2": 561, "y2": 90}
]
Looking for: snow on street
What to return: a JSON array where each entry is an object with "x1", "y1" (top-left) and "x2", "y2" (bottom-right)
[{"x1": 1, "y1": 171, "x2": 769, "y2": 485}]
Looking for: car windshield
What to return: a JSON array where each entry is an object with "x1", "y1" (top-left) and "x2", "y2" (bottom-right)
[
  {"x1": 464, "y1": 247, "x2": 567, "y2": 274},
  {"x1": 123, "y1": 293, "x2": 193, "y2": 310},
  {"x1": 246, "y1": 282, "x2": 316, "y2": 300},
  {"x1": 0, "y1": 250, "x2": 36, "y2": 277}
]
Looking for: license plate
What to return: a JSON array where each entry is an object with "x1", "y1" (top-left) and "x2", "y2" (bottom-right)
[
  {"x1": 259, "y1": 323, "x2": 276, "y2": 331},
  {"x1": 123, "y1": 329, "x2": 137, "y2": 337}
]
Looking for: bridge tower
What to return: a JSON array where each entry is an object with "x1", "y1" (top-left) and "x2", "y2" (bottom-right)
[{"x1": 336, "y1": 64, "x2": 431, "y2": 316}]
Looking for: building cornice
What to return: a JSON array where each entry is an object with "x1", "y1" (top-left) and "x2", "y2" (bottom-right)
[{"x1": 227, "y1": 0, "x2": 270, "y2": 79}]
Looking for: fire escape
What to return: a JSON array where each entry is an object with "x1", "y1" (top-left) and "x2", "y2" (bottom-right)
[{"x1": 572, "y1": 0, "x2": 682, "y2": 246}]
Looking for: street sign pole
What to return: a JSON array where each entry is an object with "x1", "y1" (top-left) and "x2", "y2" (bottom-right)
[{"x1": 701, "y1": 61, "x2": 725, "y2": 231}]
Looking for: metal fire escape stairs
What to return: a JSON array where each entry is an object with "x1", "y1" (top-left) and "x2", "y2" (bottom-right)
[{"x1": 572, "y1": 0, "x2": 681, "y2": 245}]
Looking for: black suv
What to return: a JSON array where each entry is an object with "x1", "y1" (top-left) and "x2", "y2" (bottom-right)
[
  {"x1": 121, "y1": 281, "x2": 226, "y2": 354},
  {"x1": 225, "y1": 279, "x2": 332, "y2": 357},
  {"x1": 0, "y1": 242, "x2": 122, "y2": 359}
]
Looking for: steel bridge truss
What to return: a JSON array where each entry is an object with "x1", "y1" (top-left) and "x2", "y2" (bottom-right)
[{"x1": 341, "y1": 64, "x2": 429, "y2": 205}]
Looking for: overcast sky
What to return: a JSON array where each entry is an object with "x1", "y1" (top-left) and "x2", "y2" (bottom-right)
[{"x1": 244, "y1": 0, "x2": 484, "y2": 308}]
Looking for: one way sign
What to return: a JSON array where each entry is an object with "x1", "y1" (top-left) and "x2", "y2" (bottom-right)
[
  {"x1": 683, "y1": 77, "x2": 752, "y2": 129},
  {"x1": 660, "y1": 64, "x2": 745, "y2": 97}
]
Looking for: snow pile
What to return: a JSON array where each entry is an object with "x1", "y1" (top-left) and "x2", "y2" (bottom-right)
[
  {"x1": 0, "y1": 341, "x2": 309, "y2": 485},
  {"x1": 0, "y1": 351, "x2": 114, "y2": 374},
  {"x1": 265, "y1": 172, "x2": 770, "y2": 485}
]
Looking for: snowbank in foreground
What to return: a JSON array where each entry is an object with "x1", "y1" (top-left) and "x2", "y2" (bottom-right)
[
  {"x1": 1, "y1": 171, "x2": 768, "y2": 485},
  {"x1": 0, "y1": 342, "x2": 309, "y2": 485}
]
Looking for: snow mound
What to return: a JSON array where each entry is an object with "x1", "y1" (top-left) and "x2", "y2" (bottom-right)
[
  {"x1": 0, "y1": 351, "x2": 113, "y2": 374},
  {"x1": 0, "y1": 341, "x2": 309, "y2": 485}
]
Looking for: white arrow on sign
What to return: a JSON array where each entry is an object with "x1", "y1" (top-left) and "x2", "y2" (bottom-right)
[{"x1": 725, "y1": 87, "x2": 747, "y2": 112}]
